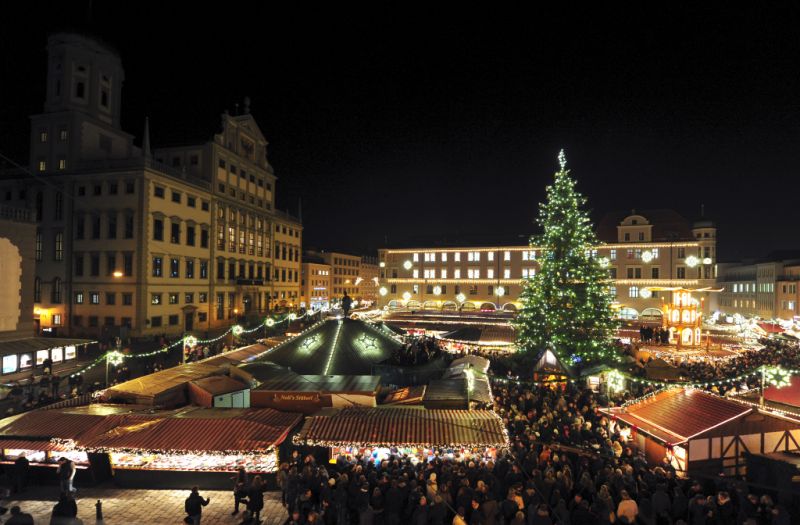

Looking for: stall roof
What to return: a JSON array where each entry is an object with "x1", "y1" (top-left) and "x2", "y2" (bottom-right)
[
  {"x1": 191, "y1": 375, "x2": 249, "y2": 396},
  {"x1": 0, "y1": 337, "x2": 96, "y2": 355},
  {"x1": 253, "y1": 319, "x2": 402, "y2": 376},
  {"x1": 439, "y1": 326, "x2": 515, "y2": 345},
  {"x1": 423, "y1": 377, "x2": 493, "y2": 407},
  {"x1": 79, "y1": 407, "x2": 303, "y2": 453},
  {"x1": 103, "y1": 362, "x2": 221, "y2": 404},
  {"x1": 0, "y1": 405, "x2": 303, "y2": 454},
  {"x1": 296, "y1": 406, "x2": 508, "y2": 448},
  {"x1": 237, "y1": 362, "x2": 297, "y2": 383},
  {"x1": 202, "y1": 343, "x2": 271, "y2": 366},
  {"x1": 254, "y1": 375, "x2": 381, "y2": 394},
  {"x1": 602, "y1": 388, "x2": 752, "y2": 444},
  {"x1": 448, "y1": 355, "x2": 491, "y2": 374},
  {"x1": 764, "y1": 375, "x2": 800, "y2": 408},
  {"x1": 0, "y1": 439, "x2": 66, "y2": 451}
]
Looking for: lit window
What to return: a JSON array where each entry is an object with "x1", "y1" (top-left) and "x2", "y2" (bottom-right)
[
  {"x1": 441, "y1": 269, "x2": 447, "y2": 279},
  {"x1": 58, "y1": 159, "x2": 66, "y2": 170},
  {"x1": 454, "y1": 252, "x2": 461, "y2": 262},
  {"x1": 610, "y1": 249, "x2": 617, "y2": 260},
  {"x1": 38, "y1": 160, "x2": 46, "y2": 172},
  {"x1": 413, "y1": 270, "x2": 419, "y2": 278},
  {"x1": 487, "y1": 269, "x2": 494, "y2": 279},
  {"x1": 487, "y1": 251, "x2": 494, "y2": 261},
  {"x1": 504, "y1": 269, "x2": 510, "y2": 278},
  {"x1": 454, "y1": 269, "x2": 461, "y2": 279},
  {"x1": 441, "y1": 253, "x2": 447, "y2": 262},
  {"x1": 413, "y1": 253, "x2": 419, "y2": 262},
  {"x1": 629, "y1": 286, "x2": 639, "y2": 298},
  {"x1": 504, "y1": 251, "x2": 511, "y2": 261},
  {"x1": 651, "y1": 248, "x2": 659, "y2": 259}
]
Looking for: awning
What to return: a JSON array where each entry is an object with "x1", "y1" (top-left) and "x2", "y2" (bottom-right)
[
  {"x1": 0, "y1": 337, "x2": 96, "y2": 356},
  {"x1": 0, "y1": 439, "x2": 66, "y2": 451},
  {"x1": 295, "y1": 407, "x2": 508, "y2": 448}
]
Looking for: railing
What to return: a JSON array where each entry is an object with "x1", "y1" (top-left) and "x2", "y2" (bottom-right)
[{"x1": 74, "y1": 157, "x2": 211, "y2": 190}]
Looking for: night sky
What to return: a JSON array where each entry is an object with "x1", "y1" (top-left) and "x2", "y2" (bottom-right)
[{"x1": 3, "y1": 4, "x2": 800, "y2": 260}]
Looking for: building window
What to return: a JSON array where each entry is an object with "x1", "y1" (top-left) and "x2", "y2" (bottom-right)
[
  {"x1": 629, "y1": 286, "x2": 639, "y2": 298},
  {"x1": 651, "y1": 267, "x2": 659, "y2": 279},
  {"x1": 154, "y1": 186, "x2": 165, "y2": 198},
  {"x1": 469, "y1": 285, "x2": 478, "y2": 295},
  {"x1": 169, "y1": 293, "x2": 179, "y2": 305},
  {"x1": 168, "y1": 315, "x2": 179, "y2": 326},
  {"x1": 186, "y1": 259, "x2": 194, "y2": 278},
  {"x1": 504, "y1": 269, "x2": 510, "y2": 279},
  {"x1": 123, "y1": 253, "x2": 133, "y2": 276},
  {"x1": 200, "y1": 260, "x2": 208, "y2": 279},
  {"x1": 108, "y1": 214, "x2": 117, "y2": 239},
  {"x1": 90, "y1": 292, "x2": 100, "y2": 304},
  {"x1": 122, "y1": 293, "x2": 132, "y2": 306},
  {"x1": 52, "y1": 314, "x2": 62, "y2": 326},
  {"x1": 33, "y1": 277, "x2": 41, "y2": 303},
  {"x1": 38, "y1": 160, "x2": 46, "y2": 172},
  {"x1": 54, "y1": 232, "x2": 64, "y2": 261},
  {"x1": 151, "y1": 316, "x2": 162, "y2": 327},
  {"x1": 152, "y1": 256, "x2": 163, "y2": 277},
  {"x1": 153, "y1": 218, "x2": 164, "y2": 241},
  {"x1": 487, "y1": 269, "x2": 494, "y2": 279},
  {"x1": 74, "y1": 291, "x2": 84, "y2": 304},
  {"x1": 170, "y1": 258, "x2": 180, "y2": 278},
  {"x1": 638, "y1": 232, "x2": 644, "y2": 241},
  {"x1": 125, "y1": 180, "x2": 135, "y2": 194},
  {"x1": 124, "y1": 214, "x2": 134, "y2": 238},
  {"x1": 487, "y1": 251, "x2": 494, "y2": 262},
  {"x1": 109, "y1": 182, "x2": 118, "y2": 195},
  {"x1": 186, "y1": 226, "x2": 195, "y2": 246},
  {"x1": 106, "y1": 293, "x2": 116, "y2": 305},
  {"x1": 35, "y1": 231, "x2": 42, "y2": 261},
  {"x1": 88, "y1": 316, "x2": 99, "y2": 327},
  {"x1": 106, "y1": 253, "x2": 116, "y2": 276},
  {"x1": 626, "y1": 267, "x2": 642, "y2": 279},
  {"x1": 677, "y1": 267, "x2": 686, "y2": 279},
  {"x1": 90, "y1": 254, "x2": 100, "y2": 276},
  {"x1": 51, "y1": 278, "x2": 62, "y2": 303},
  {"x1": 93, "y1": 184, "x2": 102, "y2": 196},
  {"x1": 677, "y1": 247, "x2": 685, "y2": 259},
  {"x1": 171, "y1": 191, "x2": 181, "y2": 203},
  {"x1": 151, "y1": 294, "x2": 162, "y2": 305},
  {"x1": 610, "y1": 249, "x2": 617, "y2": 261},
  {"x1": 171, "y1": 222, "x2": 180, "y2": 243}
]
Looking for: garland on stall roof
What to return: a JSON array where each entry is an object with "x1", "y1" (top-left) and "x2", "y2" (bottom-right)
[{"x1": 67, "y1": 310, "x2": 320, "y2": 378}]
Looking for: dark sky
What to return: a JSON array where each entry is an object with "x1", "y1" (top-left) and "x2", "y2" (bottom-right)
[{"x1": 3, "y1": 4, "x2": 800, "y2": 260}]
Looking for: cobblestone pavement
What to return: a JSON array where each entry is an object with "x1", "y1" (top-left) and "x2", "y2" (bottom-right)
[{"x1": 2, "y1": 484, "x2": 288, "y2": 525}]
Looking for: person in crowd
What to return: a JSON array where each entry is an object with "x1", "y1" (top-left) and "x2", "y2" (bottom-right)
[
  {"x1": 231, "y1": 466, "x2": 249, "y2": 515},
  {"x1": 12, "y1": 453, "x2": 29, "y2": 494},
  {"x1": 50, "y1": 492, "x2": 81, "y2": 525},
  {"x1": 247, "y1": 475, "x2": 267, "y2": 523},
  {"x1": 56, "y1": 457, "x2": 76, "y2": 494},
  {"x1": 6, "y1": 506, "x2": 34, "y2": 525}
]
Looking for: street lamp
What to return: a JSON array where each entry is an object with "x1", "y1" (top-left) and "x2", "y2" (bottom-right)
[{"x1": 112, "y1": 271, "x2": 123, "y2": 278}]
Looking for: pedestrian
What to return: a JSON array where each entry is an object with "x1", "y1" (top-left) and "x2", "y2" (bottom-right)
[
  {"x1": 231, "y1": 466, "x2": 249, "y2": 515},
  {"x1": 342, "y1": 292, "x2": 352, "y2": 318},
  {"x1": 56, "y1": 457, "x2": 76, "y2": 494},
  {"x1": 13, "y1": 453, "x2": 29, "y2": 494},
  {"x1": 5, "y1": 506, "x2": 34, "y2": 525},
  {"x1": 50, "y1": 492, "x2": 81, "y2": 525},
  {"x1": 184, "y1": 486, "x2": 210, "y2": 525},
  {"x1": 247, "y1": 475, "x2": 267, "y2": 523}
]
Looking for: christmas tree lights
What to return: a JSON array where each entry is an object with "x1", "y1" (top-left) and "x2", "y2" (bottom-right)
[{"x1": 514, "y1": 150, "x2": 619, "y2": 365}]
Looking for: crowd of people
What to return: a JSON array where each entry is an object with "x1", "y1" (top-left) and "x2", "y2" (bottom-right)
[
  {"x1": 255, "y1": 375, "x2": 794, "y2": 525},
  {"x1": 390, "y1": 336, "x2": 446, "y2": 366},
  {"x1": 637, "y1": 326, "x2": 670, "y2": 345}
]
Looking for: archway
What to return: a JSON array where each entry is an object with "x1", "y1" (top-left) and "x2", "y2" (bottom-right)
[
  {"x1": 459, "y1": 302, "x2": 477, "y2": 311},
  {"x1": 387, "y1": 300, "x2": 403, "y2": 309},
  {"x1": 502, "y1": 302, "x2": 519, "y2": 312},
  {"x1": 442, "y1": 301, "x2": 458, "y2": 311},
  {"x1": 479, "y1": 302, "x2": 497, "y2": 311},
  {"x1": 618, "y1": 307, "x2": 639, "y2": 320},
  {"x1": 640, "y1": 307, "x2": 663, "y2": 322},
  {"x1": 422, "y1": 300, "x2": 439, "y2": 310},
  {"x1": 406, "y1": 300, "x2": 421, "y2": 309}
]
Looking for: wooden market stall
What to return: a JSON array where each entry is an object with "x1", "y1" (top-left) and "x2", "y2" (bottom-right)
[
  {"x1": 602, "y1": 388, "x2": 800, "y2": 477},
  {"x1": 251, "y1": 375, "x2": 381, "y2": 414},
  {"x1": 294, "y1": 406, "x2": 508, "y2": 464}
]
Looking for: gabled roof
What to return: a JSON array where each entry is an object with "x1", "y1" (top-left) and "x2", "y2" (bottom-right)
[
  {"x1": 602, "y1": 388, "x2": 752, "y2": 444},
  {"x1": 254, "y1": 375, "x2": 381, "y2": 395}
]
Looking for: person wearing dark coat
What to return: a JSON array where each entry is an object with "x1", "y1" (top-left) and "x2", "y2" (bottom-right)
[
  {"x1": 50, "y1": 492, "x2": 79, "y2": 525},
  {"x1": 428, "y1": 494, "x2": 447, "y2": 525},
  {"x1": 651, "y1": 484, "x2": 671, "y2": 521},
  {"x1": 231, "y1": 467, "x2": 249, "y2": 515},
  {"x1": 528, "y1": 504, "x2": 553, "y2": 525},
  {"x1": 410, "y1": 496, "x2": 429, "y2": 525},
  {"x1": 13, "y1": 453, "x2": 29, "y2": 494},
  {"x1": 671, "y1": 486, "x2": 688, "y2": 521},
  {"x1": 247, "y1": 476, "x2": 267, "y2": 524},
  {"x1": 469, "y1": 500, "x2": 485, "y2": 525},
  {"x1": 384, "y1": 480, "x2": 403, "y2": 525},
  {"x1": 569, "y1": 500, "x2": 595, "y2": 525},
  {"x1": 184, "y1": 487, "x2": 210, "y2": 525},
  {"x1": 6, "y1": 506, "x2": 35, "y2": 525}
]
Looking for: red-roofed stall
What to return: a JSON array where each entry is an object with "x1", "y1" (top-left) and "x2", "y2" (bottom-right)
[{"x1": 602, "y1": 388, "x2": 800, "y2": 477}]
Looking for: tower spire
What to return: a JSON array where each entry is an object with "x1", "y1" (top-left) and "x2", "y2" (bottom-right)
[{"x1": 142, "y1": 117, "x2": 151, "y2": 158}]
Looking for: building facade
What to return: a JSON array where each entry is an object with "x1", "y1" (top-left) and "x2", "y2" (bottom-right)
[
  {"x1": 718, "y1": 258, "x2": 800, "y2": 321},
  {"x1": 0, "y1": 33, "x2": 301, "y2": 339},
  {"x1": 377, "y1": 210, "x2": 718, "y2": 321},
  {"x1": 0, "y1": 206, "x2": 36, "y2": 340},
  {"x1": 358, "y1": 256, "x2": 380, "y2": 305},
  {"x1": 300, "y1": 260, "x2": 331, "y2": 310}
]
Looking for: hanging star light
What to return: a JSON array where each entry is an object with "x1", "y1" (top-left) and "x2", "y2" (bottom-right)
[
  {"x1": 183, "y1": 335, "x2": 198, "y2": 348},
  {"x1": 607, "y1": 370, "x2": 625, "y2": 393},
  {"x1": 265, "y1": 318, "x2": 276, "y2": 327},
  {"x1": 232, "y1": 325, "x2": 244, "y2": 336},
  {"x1": 106, "y1": 350, "x2": 125, "y2": 367},
  {"x1": 765, "y1": 366, "x2": 792, "y2": 388}
]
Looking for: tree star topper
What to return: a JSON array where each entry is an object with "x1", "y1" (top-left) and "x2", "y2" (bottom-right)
[{"x1": 558, "y1": 149, "x2": 567, "y2": 170}]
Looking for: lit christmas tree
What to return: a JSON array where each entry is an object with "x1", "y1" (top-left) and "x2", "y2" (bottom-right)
[{"x1": 514, "y1": 150, "x2": 619, "y2": 365}]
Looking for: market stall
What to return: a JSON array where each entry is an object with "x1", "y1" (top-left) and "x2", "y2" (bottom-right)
[
  {"x1": 102, "y1": 362, "x2": 222, "y2": 407},
  {"x1": 294, "y1": 406, "x2": 508, "y2": 464},
  {"x1": 251, "y1": 375, "x2": 381, "y2": 414},
  {"x1": 436, "y1": 325, "x2": 516, "y2": 353}
]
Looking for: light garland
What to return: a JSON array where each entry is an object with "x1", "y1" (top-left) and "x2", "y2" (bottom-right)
[{"x1": 764, "y1": 365, "x2": 792, "y2": 388}]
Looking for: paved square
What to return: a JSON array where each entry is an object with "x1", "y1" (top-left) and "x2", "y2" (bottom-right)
[{"x1": 2, "y1": 484, "x2": 288, "y2": 525}]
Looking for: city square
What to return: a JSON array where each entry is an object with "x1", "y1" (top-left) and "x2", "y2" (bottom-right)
[{"x1": 0, "y1": 4, "x2": 799, "y2": 525}]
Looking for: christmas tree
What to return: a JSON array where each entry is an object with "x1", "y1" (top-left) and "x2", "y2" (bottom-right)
[{"x1": 514, "y1": 150, "x2": 619, "y2": 365}]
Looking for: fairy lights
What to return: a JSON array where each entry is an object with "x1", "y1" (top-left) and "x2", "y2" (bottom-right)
[
  {"x1": 607, "y1": 370, "x2": 625, "y2": 393},
  {"x1": 764, "y1": 365, "x2": 792, "y2": 388},
  {"x1": 323, "y1": 320, "x2": 344, "y2": 375}
]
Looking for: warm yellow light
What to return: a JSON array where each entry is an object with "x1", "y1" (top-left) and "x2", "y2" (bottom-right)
[
  {"x1": 233, "y1": 308, "x2": 239, "y2": 314},
  {"x1": 496, "y1": 286, "x2": 505, "y2": 297},
  {"x1": 379, "y1": 262, "x2": 386, "y2": 268},
  {"x1": 379, "y1": 287, "x2": 388, "y2": 296},
  {"x1": 113, "y1": 271, "x2": 124, "y2": 278},
  {"x1": 402, "y1": 291, "x2": 412, "y2": 301},
  {"x1": 403, "y1": 260, "x2": 413, "y2": 270},
  {"x1": 433, "y1": 286, "x2": 442, "y2": 296}
]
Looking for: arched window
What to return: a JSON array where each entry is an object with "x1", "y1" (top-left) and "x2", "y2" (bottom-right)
[
  {"x1": 33, "y1": 277, "x2": 41, "y2": 303},
  {"x1": 51, "y1": 277, "x2": 62, "y2": 304}
]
